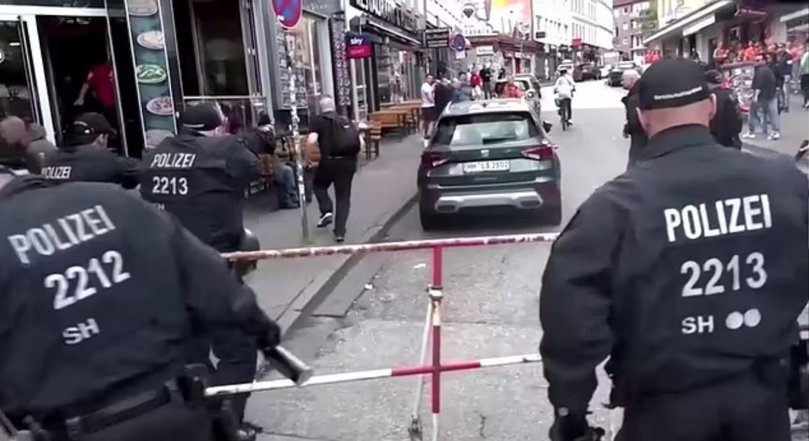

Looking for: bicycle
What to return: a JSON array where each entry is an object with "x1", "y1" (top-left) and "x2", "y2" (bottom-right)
[{"x1": 556, "y1": 97, "x2": 572, "y2": 131}]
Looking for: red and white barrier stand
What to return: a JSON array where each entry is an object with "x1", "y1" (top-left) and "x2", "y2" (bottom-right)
[
  {"x1": 210, "y1": 233, "x2": 557, "y2": 440},
  {"x1": 209, "y1": 233, "x2": 809, "y2": 441}
]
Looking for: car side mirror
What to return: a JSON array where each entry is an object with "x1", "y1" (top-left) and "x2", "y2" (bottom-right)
[{"x1": 543, "y1": 121, "x2": 553, "y2": 133}]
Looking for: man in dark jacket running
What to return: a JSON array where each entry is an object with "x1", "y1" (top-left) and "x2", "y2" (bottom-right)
[{"x1": 621, "y1": 69, "x2": 646, "y2": 168}]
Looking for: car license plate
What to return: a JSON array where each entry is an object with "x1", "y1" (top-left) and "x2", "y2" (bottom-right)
[{"x1": 462, "y1": 160, "x2": 510, "y2": 173}]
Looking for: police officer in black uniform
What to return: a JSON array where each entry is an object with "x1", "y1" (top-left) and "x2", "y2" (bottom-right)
[
  {"x1": 539, "y1": 59, "x2": 808, "y2": 441},
  {"x1": 705, "y1": 69, "x2": 743, "y2": 149},
  {"x1": 0, "y1": 161, "x2": 281, "y2": 440},
  {"x1": 40, "y1": 113, "x2": 139, "y2": 188},
  {"x1": 139, "y1": 102, "x2": 261, "y2": 438}
]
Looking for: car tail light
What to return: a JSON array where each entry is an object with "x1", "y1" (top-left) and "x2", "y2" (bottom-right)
[
  {"x1": 521, "y1": 144, "x2": 554, "y2": 161},
  {"x1": 421, "y1": 151, "x2": 449, "y2": 168}
]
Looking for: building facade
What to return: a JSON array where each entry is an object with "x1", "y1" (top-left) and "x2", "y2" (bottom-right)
[
  {"x1": 643, "y1": 0, "x2": 803, "y2": 61},
  {"x1": 461, "y1": 0, "x2": 540, "y2": 77},
  {"x1": 568, "y1": 0, "x2": 614, "y2": 64},
  {"x1": 533, "y1": 0, "x2": 572, "y2": 78},
  {"x1": 613, "y1": 0, "x2": 654, "y2": 62}
]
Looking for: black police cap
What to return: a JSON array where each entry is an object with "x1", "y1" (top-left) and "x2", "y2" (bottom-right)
[
  {"x1": 72, "y1": 112, "x2": 115, "y2": 136},
  {"x1": 638, "y1": 59, "x2": 711, "y2": 110},
  {"x1": 181, "y1": 102, "x2": 223, "y2": 131}
]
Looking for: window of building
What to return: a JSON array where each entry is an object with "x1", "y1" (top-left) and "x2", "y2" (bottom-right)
[
  {"x1": 289, "y1": 15, "x2": 324, "y2": 107},
  {"x1": 614, "y1": 9, "x2": 620, "y2": 18},
  {"x1": 622, "y1": 22, "x2": 628, "y2": 30}
]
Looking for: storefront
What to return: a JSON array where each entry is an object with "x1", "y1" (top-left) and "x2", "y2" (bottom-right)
[
  {"x1": 265, "y1": 0, "x2": 339, "y2": 129},
  {"x1": 347, "y1": 0, "x2": 425, "y2": 115},
  {"x1": 0, "y1": 0, "x2": 273, "y2": 158},
  {"x1": 468, "y1": 34, "x2": 542, "y2": 76},
  {"x1": 0, "y1": 2, "x2": 141, "y2": 155}
]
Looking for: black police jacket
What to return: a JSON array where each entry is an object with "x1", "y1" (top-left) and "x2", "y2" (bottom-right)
[
  {"x1": 539, "y1": 125, "x2": 808, "y2": 412},
  {"x1": 40, "y1": 144, "x2": 140, "y2": 189},
  {"x1": 139, "y1": 131, "x2": 261, "y2": 252},
  {"x1": 0, "y1": 174, "x2": 276, "y2": 420},
  {"x1": 709, "y1": 86, "x2": 743, "y2": 149}
]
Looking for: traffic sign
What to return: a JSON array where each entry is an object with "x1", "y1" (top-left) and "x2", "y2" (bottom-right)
[
  {"x1": 450, "y1": 33, "x2": 467, "y2": 52},
  {"x1": 272, "y1": 0, "x2": 302, "y2": 29}
]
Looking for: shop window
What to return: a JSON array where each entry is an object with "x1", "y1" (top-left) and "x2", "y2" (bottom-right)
[
  {"x1": 188, "y1": 0, "x2": 250, "y2": 96},
  {"x1": 289, "y1": 15, "x2": 324, "y2": 110}
]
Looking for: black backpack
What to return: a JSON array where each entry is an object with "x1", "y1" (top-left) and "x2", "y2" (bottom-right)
[{"x1": 326, "y1": 114, "x2": 361, "y2": 157}]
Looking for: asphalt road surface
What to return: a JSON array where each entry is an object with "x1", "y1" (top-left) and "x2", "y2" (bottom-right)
[
  {"x1": 247, "y1": 80, "x2": 631, "y2": 441},
  {"x1": 245, "y1": 81, "x2": 808, "y2": 441}
]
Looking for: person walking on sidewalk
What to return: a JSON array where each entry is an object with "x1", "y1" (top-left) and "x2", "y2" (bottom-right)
[
  {"x1": 420, "y1": 74, "x2": 436, "y2": 146},
  {"x1": 743, "y1": 58, "x2": 780, "y2": 140},
  {"x1": 307, "y1": 96, "x2": 363, "y2": 242},
  {"x1": 800, "y1": 38, "x2": 809, "y2": 109}
]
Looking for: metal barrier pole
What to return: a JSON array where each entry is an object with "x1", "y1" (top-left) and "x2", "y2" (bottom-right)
[
  {"x1": 430, "y1": 245, "x2": 444, "y2": 441},
  {"x1": 409, "y1": 300, "x2": 433, "y2": 441}
]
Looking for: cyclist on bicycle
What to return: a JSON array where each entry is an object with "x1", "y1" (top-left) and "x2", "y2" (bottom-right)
[{"x1": 554, "y1": 69, "x2": 575, "y2": 125}]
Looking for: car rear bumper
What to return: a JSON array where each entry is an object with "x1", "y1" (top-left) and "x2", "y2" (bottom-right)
[{"x1": 419, "y1": 179, "x2": 560, "y2": 214}]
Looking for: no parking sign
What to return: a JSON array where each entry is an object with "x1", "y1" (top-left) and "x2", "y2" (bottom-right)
[{"x1": 272, "y1": 0, "x2": 302, "y2": 29}]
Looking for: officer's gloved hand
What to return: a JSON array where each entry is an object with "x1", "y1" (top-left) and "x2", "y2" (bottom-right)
[
  {"x1": 256, "y1": 320, "x2": 282, "y2": 352},
  {"x1": 548, "y1": 408, "x2": 590, "y2": 441}
]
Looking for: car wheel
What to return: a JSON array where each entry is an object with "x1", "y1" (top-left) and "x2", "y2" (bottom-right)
[{"x1": 419, "y1": 206, "x2": 446, "y2": 231}]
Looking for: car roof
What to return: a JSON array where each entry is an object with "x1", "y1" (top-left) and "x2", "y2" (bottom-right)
[{"x1": 443, "y1": 99, "x2": 531, "y2": 116}]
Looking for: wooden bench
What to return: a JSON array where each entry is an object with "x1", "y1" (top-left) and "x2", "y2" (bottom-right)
[{"x1": 370, "y1": 110, "x2": 408, "y2": 139}]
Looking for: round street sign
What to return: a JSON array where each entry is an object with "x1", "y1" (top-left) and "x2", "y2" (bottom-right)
[
  {"x1": 272, "y1": 0, "x2": 302, "y2": 29},
  {"x1": 450, "y1": 33, "x2": 466, "y2": 52}
]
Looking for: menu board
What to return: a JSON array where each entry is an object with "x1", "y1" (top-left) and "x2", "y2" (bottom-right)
[
  {"x1": 330, "y1": 21, "x2": 352, "y2": 107},
  {"x1": 125, "y1": 0, "x2": 177, "y2": 143},
  {"x1": 275, "y1": 27, "x2": 308, "y2": 110}
]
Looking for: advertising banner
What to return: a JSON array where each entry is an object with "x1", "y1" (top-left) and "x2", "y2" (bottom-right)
[
  {"x1": 331, "y1": 21, "x2": 352, "y2": 107},
  {"x1": 124, "y1": 0, "x2": 177, "y2": 143},
  {"x1": 460, "y1": 0, "x2": 532, "y2": 35},
  {"x1": 346, "y1": 32, "x2": 373, "y2": 59}
]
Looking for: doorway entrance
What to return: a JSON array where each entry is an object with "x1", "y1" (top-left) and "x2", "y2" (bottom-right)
[
  {"x1": 0, "y1": 8, "x2": 141, "y2": 157},
  {"x1": 36, "y1": 16, "x2": 118, "y2": 148}
]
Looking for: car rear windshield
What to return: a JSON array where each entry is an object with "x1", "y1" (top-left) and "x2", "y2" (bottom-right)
[
  {"x1": 513, "y1": 80, "x2": 530, "y2": 91},
  {"x1": 433, "y1": 112, "x2": 538, "y2": 147}
]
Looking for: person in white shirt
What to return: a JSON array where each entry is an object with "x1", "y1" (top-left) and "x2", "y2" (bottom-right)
[
  {"x1": 554, "y1": 69, "x2": 576, "y2": 124},
  {"x1": 420, "y1": 74, "x2": 436, "y2": 145}
]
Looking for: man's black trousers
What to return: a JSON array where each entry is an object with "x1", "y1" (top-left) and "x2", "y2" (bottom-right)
[
  {"x1": 616, "y1": 371, "x2": 791, "y2": 441},
  {"x1": 313, "y1": 157, "x2": 357, "y2": 237}
]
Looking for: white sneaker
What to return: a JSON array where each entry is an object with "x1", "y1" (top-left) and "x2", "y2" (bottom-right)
[
  {"x1": 567, "y1": 119, "x2": 574, "y2": 125},
  {"x1": 768, "y1": 132, "x2": 781, "y2": 140},
  {"x1": 804, "y1": 102, "x2": 809, "y2": 109},
  {"x1": 317, "y1": 212, "x2": 333, "y2": 228},
  {"x1": 742, "y1": 132, "x2": 756, "y2": 139}
]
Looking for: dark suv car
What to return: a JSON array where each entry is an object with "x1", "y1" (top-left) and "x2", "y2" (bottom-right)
[{"x1": 417, "y1": 99, "x2": 561, "y2": 230}]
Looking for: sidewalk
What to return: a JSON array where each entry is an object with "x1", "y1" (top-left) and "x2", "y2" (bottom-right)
[
  {"x1": 243, "y1": 135, "x2": 422, "y2": 331},
  {"x1": 742, "y1": 94, "x2": 809, "y2": 173}
]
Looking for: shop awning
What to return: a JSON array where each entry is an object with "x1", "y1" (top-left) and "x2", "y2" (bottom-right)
[
  {"x1": 643, "y1": 0, "x2": 733, "y2": 45},
  {"x1": 780, "y1": 8, "x2": 809, "y2": 23},
  {"x1": 361, "y1": 15, "x2": 423, "y2": 47}
]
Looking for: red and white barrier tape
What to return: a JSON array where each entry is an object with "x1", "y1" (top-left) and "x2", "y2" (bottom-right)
[
  {"x1": 222, "y1": 232, "x2": 559, "y2": 262},
  {"x1": 205, "y1": 353, "x2": 542, "y2": 397}
]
